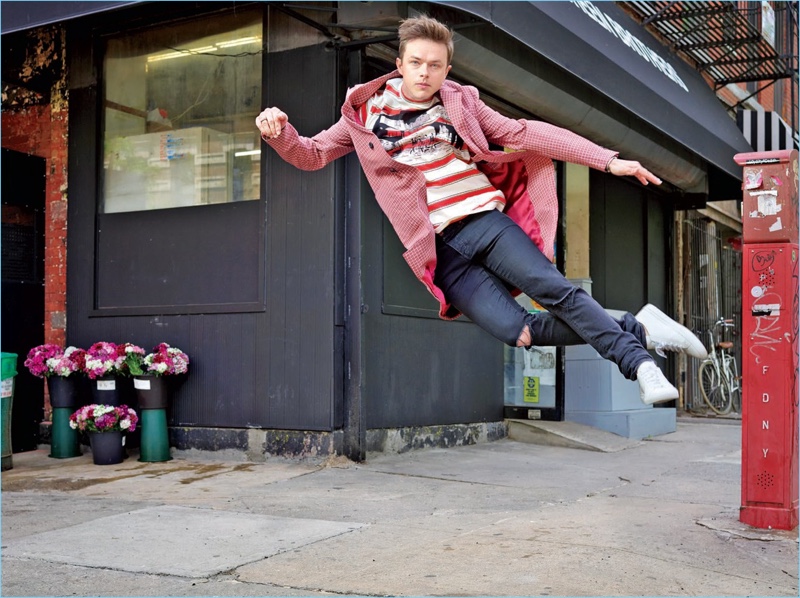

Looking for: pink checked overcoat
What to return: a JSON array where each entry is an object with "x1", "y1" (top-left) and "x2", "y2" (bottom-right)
[{"x1": 265, "y1": 70, "x2": 618, "y2": 319}]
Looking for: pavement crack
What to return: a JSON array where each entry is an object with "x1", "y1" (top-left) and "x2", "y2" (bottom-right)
[
  {"x1": 695, "y1": 519, "x2": 799, "y2": 543},
  {"x1": 531, "y1": 536, "x2": 795, "y2": 587},
  {"x1": 366, "y1": 469, "x2": 517, "y2": 488}
]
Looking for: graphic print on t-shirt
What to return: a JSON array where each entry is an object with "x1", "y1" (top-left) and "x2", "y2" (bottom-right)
[
  {"x1": 362, "y1": 78, "x2": 505, "y2": 232},
  {"x1": 372, "y1": 104, "x2": 468, "y2": 164}
]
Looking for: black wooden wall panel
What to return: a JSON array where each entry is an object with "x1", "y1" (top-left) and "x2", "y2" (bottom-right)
[
  {"x1": 96, "y1": 203, "x2": 262, "y2": 310},
  {"x1": 646, "y1": 196, "x2": 668, "y2": 306},
  {"x1": 66, "y1": 13, "x2": 340, "y2": 432},
  {"x1": 591, "y1": 175, "x2": 646, "y2": 313},
  {"x1": 360, "y1": 173, "x2": 504, "y2": 429},
  {"x1": 589, "y1": 172, "x2": 669, "y2": 313},
  {"x1": 263, "y1": 44, "x2": 339, "y2": 431}
]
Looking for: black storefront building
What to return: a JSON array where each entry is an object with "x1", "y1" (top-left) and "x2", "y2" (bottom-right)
[{"x1": 1, "y1": 1, "x2": 751, "y2": 460}]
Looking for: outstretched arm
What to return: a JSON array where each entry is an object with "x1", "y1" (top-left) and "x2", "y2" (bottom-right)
[
  {"x1": 471, "y1": 92, "x2": 662, "y2": 186},
  {"x1": 605, "y1": 157, "x2": 662, "y2": 186},
  {"x1": 255, "y1": 107, "x2": 354, "y2": 171}
]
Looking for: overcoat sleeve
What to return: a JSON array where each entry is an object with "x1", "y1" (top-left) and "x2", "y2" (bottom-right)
[
  {"x1": 263, "y1": 116, "x2": 355, "y2": 171},
  {"x1": 469, "y1": 89, "x2": 617, "y2": 170}
]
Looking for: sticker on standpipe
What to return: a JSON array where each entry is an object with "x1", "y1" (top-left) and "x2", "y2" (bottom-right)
[{"x1": 744, "y1": 168, "x2": 763, "y2": 190}]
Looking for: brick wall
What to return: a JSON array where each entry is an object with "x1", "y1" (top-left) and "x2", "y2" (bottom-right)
[
  {"x1": 2, "y1": 81, "x2": 69, "y2": 350},
  {"x1": 759, "y1": 85, "x2": 775, "y2": 110}
]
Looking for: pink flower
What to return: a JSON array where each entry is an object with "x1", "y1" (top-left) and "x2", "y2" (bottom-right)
[
  {"x1": 69, "y1": 404, "x2": 138, "y2": 433},
  {"x1": 24, "y1": 345, "x2": 84, "y2": 378},
  {"x1": 68, "y1": 348, "x2": 87, "y2": 372},
  {"x1": 87, "y1": 342, "x2": 117, "y2": 361},
  {"x1": 144, "y1": 343, "x2": 189, "y2": 377},
  {"x1": 84, "y1": 342, "x2": 120, "y2": 379}
]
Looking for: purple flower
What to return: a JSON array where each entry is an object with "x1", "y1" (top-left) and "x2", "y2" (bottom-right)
[
  {"x1": 144, "y1": 343, "x2": 189, "y2": 377},
  {"x1": 69, "y1": 404, "x2": 138, "y2": 434},
  {"x1": 24, "y1": 344, "x2": 64, "y2": 378}
]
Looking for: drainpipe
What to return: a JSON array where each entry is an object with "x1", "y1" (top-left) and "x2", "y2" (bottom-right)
[
  {"x1": 342, "y1": 49, "x2": 365, "y2": 462},
  {"x1": 674, "y1": 210, "x2": 686, "y2": 411}
]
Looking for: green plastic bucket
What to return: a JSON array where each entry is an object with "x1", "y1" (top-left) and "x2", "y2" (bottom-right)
[{"x1": 1, "y1": 352, "x2": 19, "y2": 471}]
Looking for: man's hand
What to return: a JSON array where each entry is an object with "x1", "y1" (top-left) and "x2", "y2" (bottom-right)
[
  {"x1": 607, "y1": 157, "x2": 662, "y2": 186},
  {"x1": 256, "y1": 107, "x2": 288, "y2": 139}
]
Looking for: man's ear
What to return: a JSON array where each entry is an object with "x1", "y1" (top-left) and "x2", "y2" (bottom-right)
[{"x1": 396, "y1": 56, "x2": 402, "y2": 71}]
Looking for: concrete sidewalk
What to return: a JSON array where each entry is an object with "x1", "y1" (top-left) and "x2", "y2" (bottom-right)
[{"x1": 1, "y1": 419, "x2": 797, "y2": 597}]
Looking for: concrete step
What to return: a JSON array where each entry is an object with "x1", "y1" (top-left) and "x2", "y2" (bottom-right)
[{"x1": 507, "y1": 418, "x2": 643, "y2": 453}]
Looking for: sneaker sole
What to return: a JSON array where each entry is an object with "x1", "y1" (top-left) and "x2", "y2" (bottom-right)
[
  {"x1": 638, "y1": 305, "x2": 708, "y2": 359},
  {"x1": 641, "y1": 390, "x2": 679, "y2": 405}
]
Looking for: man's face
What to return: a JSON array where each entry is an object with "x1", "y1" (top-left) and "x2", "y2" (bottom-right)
[{"x1": 396, "y1": 38, "x2": 451, "y2": 102}]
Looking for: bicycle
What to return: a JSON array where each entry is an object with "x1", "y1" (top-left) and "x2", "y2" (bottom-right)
[{"x1": 697, "y1": 317, "x2": 740, "y2": 415}]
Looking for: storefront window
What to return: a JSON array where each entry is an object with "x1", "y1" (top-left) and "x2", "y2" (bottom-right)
[{"x1": 102, "y1": 10, "x2": 262, "y2": 213}]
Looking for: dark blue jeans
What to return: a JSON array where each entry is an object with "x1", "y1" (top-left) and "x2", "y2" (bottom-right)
[{"x1": 434, "y1": 210, "x2": 651, "y2": 380}]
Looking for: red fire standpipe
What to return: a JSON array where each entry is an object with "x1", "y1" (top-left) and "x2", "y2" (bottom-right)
[{"x1": 734, "y1": 149, "x2": 798, "y2": 531}]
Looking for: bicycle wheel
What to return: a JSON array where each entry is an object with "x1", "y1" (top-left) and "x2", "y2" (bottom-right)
[
  {"x1": 699, "y1": 361, "x2": 732, "y2": 415},
  {"x1": 724, "y1": 356, "x2": 741, "y2": 413}
]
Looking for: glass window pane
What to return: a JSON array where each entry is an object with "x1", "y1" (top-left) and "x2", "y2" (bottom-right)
[{"x1": 102, "y1": 9, "x2": 262, "y2": 213}]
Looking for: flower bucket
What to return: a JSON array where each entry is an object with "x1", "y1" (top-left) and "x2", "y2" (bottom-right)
[
  {"x1": 90, "y1": 375, "x2": 122, "y2": 406},
  {"x1": 47, "y1": 376, "x2": 79, "y2": 409},
  {"x1": 89, "y1": 430, "x2": 125, "y2": 465},
  {"x1": 133, "y1": 375, "x2": 168, "y2": 410},
  {"x1": 70, "y1": 404, "x2": 137, "y2": 462}
]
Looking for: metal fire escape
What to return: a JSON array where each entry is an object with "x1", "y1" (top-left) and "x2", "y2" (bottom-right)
[{"x1": 622, "y1": 1, "x2": 798, "y2": 142}]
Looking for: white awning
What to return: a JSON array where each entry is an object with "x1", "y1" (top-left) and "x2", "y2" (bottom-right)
[{"x1": 737, "y1": 110, "x2": 798, "y2": 152}]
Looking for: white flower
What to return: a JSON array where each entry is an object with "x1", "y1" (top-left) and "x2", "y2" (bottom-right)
[{"x1": 120, "y1": 419, "x2": 131, "y2": 430}]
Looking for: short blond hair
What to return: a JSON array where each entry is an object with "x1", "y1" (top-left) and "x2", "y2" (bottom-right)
[{"x1": 398, "y1": 15, "x2": 454, "y2": 65}]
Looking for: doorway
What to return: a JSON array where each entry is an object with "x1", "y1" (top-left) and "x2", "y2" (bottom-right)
[{"x1": 2, "y1": 148, "x2": 46, "y2": 451}]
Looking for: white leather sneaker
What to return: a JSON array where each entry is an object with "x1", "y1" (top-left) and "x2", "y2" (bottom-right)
[
  {"x1": 635, "y1": 304, "x2": 708, "y2": 359},
  {"x1": 637, "y1": 361, "x2": 679, "y2": 405}
]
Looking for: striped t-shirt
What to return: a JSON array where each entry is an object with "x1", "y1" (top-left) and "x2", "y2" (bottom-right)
[{"x1": 360, "y1": 78, "x2": 505, "y2": 233}]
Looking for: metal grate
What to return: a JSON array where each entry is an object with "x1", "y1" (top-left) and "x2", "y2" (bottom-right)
[
  {"x1": 683, "y1": 213, "x2": 743, "y2": 414},
  {"x1": 756, "y1": 470, "x2": 775, "y2": 489},
  {"x1": 1, "y1": 223, "x2": 40, "y2": 283},
  {"x1": 622, "y1": 1, "x2": 797, "y2": 86}
]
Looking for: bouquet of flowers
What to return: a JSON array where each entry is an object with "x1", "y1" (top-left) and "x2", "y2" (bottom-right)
[
  {"x1": 143, "y1": 343, "x2": 189, "y2": 377},
  {"x1": 83, "y1": 342, "x2": 121, "y2": 379},
  {"x1": 24, "y1": 344, "x2": 87, "y2": 378},
  {"x1": 118, "y1": 343, "x2": 146, "y2": 376},
  {"x1": 69, "y1": 404, "x2": 138, "y2": 433},
  {"x1": 83, "y1": 342, "x2": 145, "y2": 379}
]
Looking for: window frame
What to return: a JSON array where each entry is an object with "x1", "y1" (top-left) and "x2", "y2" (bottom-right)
[{"x1": 90, "y1": 4, "x2": 267, "y2": 317}]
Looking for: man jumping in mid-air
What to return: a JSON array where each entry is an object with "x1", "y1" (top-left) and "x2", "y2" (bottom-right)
[{"x1": 256, "y1": 15, "x2": 707, "y2": 405}]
